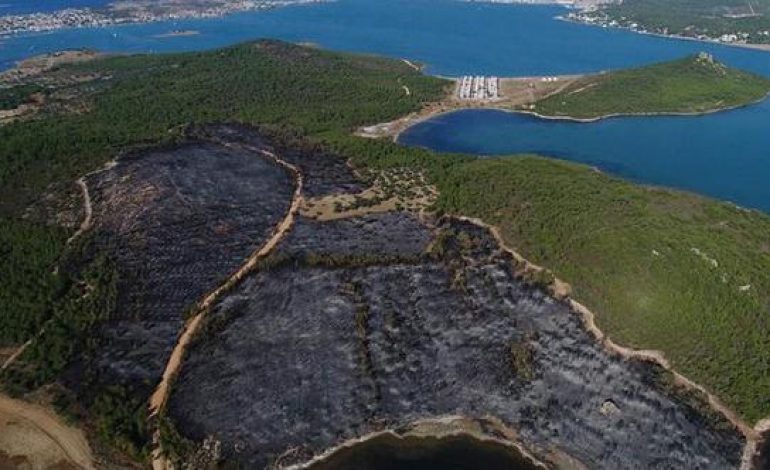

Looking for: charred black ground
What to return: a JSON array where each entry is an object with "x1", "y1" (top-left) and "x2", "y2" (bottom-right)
[
  {"x1": 160, "y1": 125, "x2": 744, "y2": 470},
  {"x1": 71, "y1": 140, "x2": 294, "y2": 397}
]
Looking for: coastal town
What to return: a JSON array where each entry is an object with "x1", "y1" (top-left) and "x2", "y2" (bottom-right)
[
  {"x1": 565, "y1": 5, "x2": 770, "y2": 47},
  {"x1": 0, "y1": 0, "x2": 326, "y2": 36}
]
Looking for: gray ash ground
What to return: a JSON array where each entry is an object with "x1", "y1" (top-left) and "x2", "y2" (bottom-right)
[
  {"x1": 76, "y1": 139, "x2": 294, "y2": 394},
  {"x1": 193, "y1": 123, "x2": 364, "y2": 197},
  {"x1": 279, "y1": 213, "x2": 432, "y2": 259},
  {"x1": 753, "y1": 438, "x2": 770, "y2": 470},
  {"x1": 168, "y1": 214, "x2": 744, "y2": 469}
]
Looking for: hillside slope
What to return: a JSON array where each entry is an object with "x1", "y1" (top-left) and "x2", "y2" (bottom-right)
[{"x1": 0, "y1": 42, "x2": 769, "y2": 464}]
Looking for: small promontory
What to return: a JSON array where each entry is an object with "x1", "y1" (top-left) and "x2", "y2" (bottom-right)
[{"x1": 530, "y1": 53, "x2": 770, "y2": 120}]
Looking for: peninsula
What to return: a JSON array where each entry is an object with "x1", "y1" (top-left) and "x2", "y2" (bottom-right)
[
  {"x1": 528, "y1": 53, "x2": 770, "y2": 119},
  {"x1": 1, "y1": 41, "x2": 770, "y2": 469},
  {"x1": 357, "y1": 53, "x2": 770, "y2": 138}
]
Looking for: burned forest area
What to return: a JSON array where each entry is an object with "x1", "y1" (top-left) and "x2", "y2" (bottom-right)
[{"x1": 1, "y1": 123, "x2": 748, "y2": 468}]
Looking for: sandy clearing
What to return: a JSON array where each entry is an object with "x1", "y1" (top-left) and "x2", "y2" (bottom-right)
[
  {"x1": 355, "y1": 74, "x2": 583, "y2": 140},
  {"x1": 300, "y1": 168, "x2": 436, "y2": 222},
  {"x1": 0, "y1": 394, "x2": 94, "y2": 470}
]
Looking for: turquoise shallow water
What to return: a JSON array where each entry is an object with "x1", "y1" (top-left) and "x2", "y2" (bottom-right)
[{"x1": 2, "y1": 0, "x2": 770, "y2": 210}]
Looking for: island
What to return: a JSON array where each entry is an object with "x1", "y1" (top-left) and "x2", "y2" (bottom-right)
[
  {"x1": 152, "y1": 29, "x2": 200, "y2": 38},
  {"x1": 1, "y1": 41, "x2": 770, "y2": 469}
]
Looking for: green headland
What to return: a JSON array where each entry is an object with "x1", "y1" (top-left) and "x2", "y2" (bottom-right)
[{"x1": 530, "y1": 53, "x2": 770, "y2": 120}]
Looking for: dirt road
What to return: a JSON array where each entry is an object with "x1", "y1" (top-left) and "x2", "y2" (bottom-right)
[
  {"x1": 0, "y1": 394, "x2": 94, "y2": 470},
  {"x1": 148, "y1": 144, "x2": 304, "y2": 470}
]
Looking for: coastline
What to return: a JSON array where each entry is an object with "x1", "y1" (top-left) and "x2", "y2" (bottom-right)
[
  {"x1": 557, "y1": 15, "x2": 770, "y2": 54},
  {"x1": 357, "y1": 60, "x2": 770, "y2": 143},
  {"x1": 360, "y1": 79, "x2": 770, "y2": 465},
  {"x1": 286, "y1": 416, "x2": 548, "y2": 470},
  {"x1": 500, "y1": 89, "x2": 770, "y2": 123},
  {"x1": 361, "y1": 85, "x2": 770, "y2": 143},
  {"x1": 0, "y1": 0, "x2": 329, "y2": 38}
]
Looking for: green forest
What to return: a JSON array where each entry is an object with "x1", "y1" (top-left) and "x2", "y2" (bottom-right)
[
  {"x1": 0, "y1": 84, "x2": 45, "y2": 110},
  {"x1": 533, "y1": 54, "x2": 770, "y2": 119},
  {"x1": 595, "y1": 0, "x2": 770, "y2": 44}
]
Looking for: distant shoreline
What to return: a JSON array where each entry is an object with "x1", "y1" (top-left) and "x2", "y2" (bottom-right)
[
  {"x1": 500, "y1": 90, "x2": 770, "y2": 123},
  {"x1": 0, "y1": 0, "x2": 328, "y2": 37},
  {"x1": 359, "y1": 74, "x2": 770, "y2": 143},
  {"x1": 557, "y1": 15, "x2": 770, "y2": 54},
  {"x1": 388, "y1": 94, "x2": 770, "y2": 142}
]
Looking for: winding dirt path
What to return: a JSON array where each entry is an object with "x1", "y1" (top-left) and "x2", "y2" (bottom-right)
[
  {"x1": 148, "y1": 144, "x2": 304, "y2": 469},
  {"x1": 4, "y1": 171, "x2": 100, "y2": 372},
  {"x1": 66, "y1": 178, "x2": 93, "y2": 245},
  {"x1": 0, "y1": 170, "x2": 103, "y2": 469},
  {"x1": 3, "y1": 176, "x2": 96, "y2": 372},
  {"x1": 453, "y1": 215, "x2": 761, "y2": 451},
  {"x1": 0, "y1": 334, "x2": 39, "y2": 372},
  {"x1": 0, "y1": 394, "x2": 95, "y2": 469},
  {"x1": 741, "y1": 418, "x2": 770, "y2": 469}
]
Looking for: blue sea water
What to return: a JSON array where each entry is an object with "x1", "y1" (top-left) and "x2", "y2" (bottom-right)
[
  {"x1": 3, "y1": 0, "x2": 770, "y2": 76},
  {"x1": 398, "y1": 106, "x2": 770, "y2": 211},
  {"x1": 1, "y1": 0, "x2": 769, "y2": 210}
]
